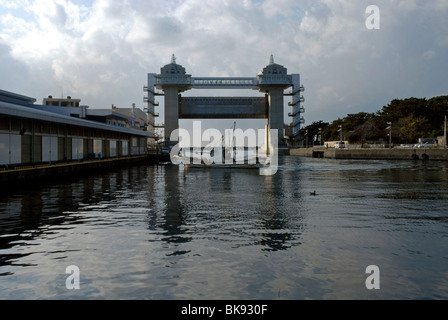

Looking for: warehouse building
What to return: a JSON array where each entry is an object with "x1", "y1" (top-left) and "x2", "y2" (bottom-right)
[{"x1": 0, "y1": 89, "x2": 155, "y2": 167}]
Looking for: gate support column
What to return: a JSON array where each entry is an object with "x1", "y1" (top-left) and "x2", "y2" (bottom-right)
[
  {"x1": 164, "y1": 88, "x2": 180, "y2": 147},
  {"x1": 268, "y1": 88, "x2": 285, "y2": 148}
]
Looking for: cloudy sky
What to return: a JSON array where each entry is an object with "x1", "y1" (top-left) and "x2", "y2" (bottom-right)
[{"x1": 1, "y1": 0, "x2": 448, "y2": 130}]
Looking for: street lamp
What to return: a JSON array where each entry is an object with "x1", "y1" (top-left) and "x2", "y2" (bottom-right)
[
  {"x1": 386, "y1": 122, "x2": 392, "y2": 148},
  {"x1": 318, "y1": 128, "x2": 322, "y2": 146},
  {"x1": 338, "y1": 125, "x2": 342, "y2": 142},
  {"x1": 305, "y1": 129, "x2": 308, "y2": 148}
]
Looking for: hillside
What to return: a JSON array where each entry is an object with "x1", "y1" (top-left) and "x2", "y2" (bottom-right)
[{"x1": 300, "y1": 95, "x2": 448, "y2": 145}]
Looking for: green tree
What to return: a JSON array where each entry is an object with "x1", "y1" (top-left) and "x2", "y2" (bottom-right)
[
  {"x1": 376, "y1": 97, "x2": 427, "y2": 125},
  {"x1": 312, "y1": 95, "x2": 447, "y2": 145},
  {"x1": 425, "y1": 96, "x2": 448, "y2": 130},
  {"x1": 399, "y1": 115, "x2": 431, "y2": 143},
  {"x1": 299, "y1": 121, "x2": 329, "y2": 146},
  {"x1": 323, "y1": 118, "x2": 344, "y2": 141},
  {"x1": 346, "y1": 121, "x2": 383, "y2": 143}
]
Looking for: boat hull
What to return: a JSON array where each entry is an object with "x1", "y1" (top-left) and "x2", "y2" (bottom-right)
[{"x1": 185, "y1": 163, "x2": 262, "y2": 169}]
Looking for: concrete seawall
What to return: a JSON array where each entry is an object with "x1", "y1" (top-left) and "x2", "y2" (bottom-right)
[
  {"x1": 0, "y1": 155, "x2": 160, "y2": 185},
  {"x1": 290, "y1": 148, "x2": 448, "y2": 161}
]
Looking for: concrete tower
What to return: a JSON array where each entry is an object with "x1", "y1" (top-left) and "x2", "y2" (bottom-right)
[
  {"x1": 257, "y1": 55, "x2": 291, "y2": 147},
  {"x1": 156, "y1": 55, "x2": 191, "y2": 147}
]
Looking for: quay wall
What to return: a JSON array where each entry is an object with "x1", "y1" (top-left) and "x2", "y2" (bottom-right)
[
  {"x1": 290, "y1": 148, "x2": 448, "y2": 161},
  {"x1": 0, "y1": 155, "x2": 155, "y2": 185}
]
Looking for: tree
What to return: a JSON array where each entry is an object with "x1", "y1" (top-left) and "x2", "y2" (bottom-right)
[
  {"x1": 376, "y1": 97, "x2": 427, "y2": 125},
  {"x1": 399, "y1": 115, "x2": 431, "y2": 143},
  {"x1": 425, "y1": 96, "x2": 448, "y2": 130},
  {"x1": 323, "y1": 118, "x2": 344, "y2": 141},
  {"x1": 346, "y1": 121, "x2": 383, "y2": 143},
  {"x1": 299, "y1": 121, "x2": 329, "y2": 146},
  {"x1": 314, "y1": 95, "x2": 447, "y2": 145}
]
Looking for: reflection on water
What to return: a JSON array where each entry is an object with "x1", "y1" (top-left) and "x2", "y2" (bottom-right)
[{"x1": 0, "y1": 157, "x2": 447, "y2": 299}]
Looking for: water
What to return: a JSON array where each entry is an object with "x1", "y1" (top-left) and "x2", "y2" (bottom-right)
[{"x1": 0, "y1": 156, "x2": 447, "y2": 300}]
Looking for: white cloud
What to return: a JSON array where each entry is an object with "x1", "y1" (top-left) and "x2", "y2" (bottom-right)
[
  {"x1": 0, "y1": 0, "x2": 447, "y2": 125},
  {"x1": 422, "y1": 50, "x2": 436, "y2": 60},
  {"x1": 0, "y1": 0, "x2": 31, "y2": 9}
]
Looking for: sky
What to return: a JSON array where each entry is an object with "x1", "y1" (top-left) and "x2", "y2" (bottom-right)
[{"x1": 1, "y1": 0, "x2": 448, "y2": 131}]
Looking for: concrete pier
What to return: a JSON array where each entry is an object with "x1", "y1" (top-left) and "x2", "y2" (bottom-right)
[{"x1": 290, "y1": 148, "x2": 448, "y2": 161}]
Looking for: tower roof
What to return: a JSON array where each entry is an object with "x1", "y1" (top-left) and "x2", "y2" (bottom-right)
[
  {"x1": 160, "y1": 54, "x2": 186, "y2": 75},
  {"x1": 258, "y1": 54, "x2": 287, "y2": 76}
]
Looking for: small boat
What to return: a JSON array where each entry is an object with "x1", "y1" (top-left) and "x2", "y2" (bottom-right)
[
  {"x1": 186, "y1": 163, "x2": 262, "y2": 169},
  {"x1": 172, "y1": 147, "x2": 268, "y2": 170},
  {"x1": 171, "y1": 122, "x2": 273, "y2": 171}
]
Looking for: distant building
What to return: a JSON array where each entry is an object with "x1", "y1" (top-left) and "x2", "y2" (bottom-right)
[
  {"x1": 112, "y1": 104, "x2": 149, "y2": 131},
  {"x1": 0, "y1": 89, "x2": 156, "y2": 167},
  {"x1": 43, "y1": 95, "x2": 81, "y2": 108},
  {"x1": 40, "y1": 96, "x2": 149, "y2": 130}
]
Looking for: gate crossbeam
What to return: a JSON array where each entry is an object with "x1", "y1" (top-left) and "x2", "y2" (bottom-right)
[{"x1": 180, "y1": 97, "x2": 267, "y2": 119}]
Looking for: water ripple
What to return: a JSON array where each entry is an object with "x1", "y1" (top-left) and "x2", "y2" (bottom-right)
[{"x1": 1, "y1": 158, "x2": 448, "y2": 299}]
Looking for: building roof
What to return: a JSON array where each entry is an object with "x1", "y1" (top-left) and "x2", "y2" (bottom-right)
[
  {"x1": 0, "y1": 100, "x2": 154, "y2": 138},
  {"x1": 86, "y1": 109, "x2": 131, "y2": 119},
  {"x1": 112, "y1": 107, "x2": 148, "y2": 123},
  {"x1": 0, "y1": 89, "x2": 36, "y2": 106},
  {"x1": 0, "y1": 88, "x2": 154, "y2": 137}
]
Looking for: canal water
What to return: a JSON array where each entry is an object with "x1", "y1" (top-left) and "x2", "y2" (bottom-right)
[{"x1": 0, "y1": 156, "x2": 447, "y2": 300}]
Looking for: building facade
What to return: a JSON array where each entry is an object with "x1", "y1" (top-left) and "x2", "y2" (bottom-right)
[{"x1": 0, "y1": 89, "x2": 154, "y2": 167}]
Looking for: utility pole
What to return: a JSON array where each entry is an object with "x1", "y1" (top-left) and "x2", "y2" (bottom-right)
[
  {"x1": 444, "y1": 101, "x2": 447, "y2": 149},
  {"x1": 444, "y1": 115, "x2": 446, "y2": 149},
  {"x1": 338, "y1": 125, "x2": 342, "y2": 142}
]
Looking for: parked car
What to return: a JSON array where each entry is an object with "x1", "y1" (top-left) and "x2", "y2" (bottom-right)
[
  {"x1": 414, "y1": 142, "x2": 436, "y2": 148},
  {"x1": 334, "y1": 142, "x2": 346, "y2": 149}
]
